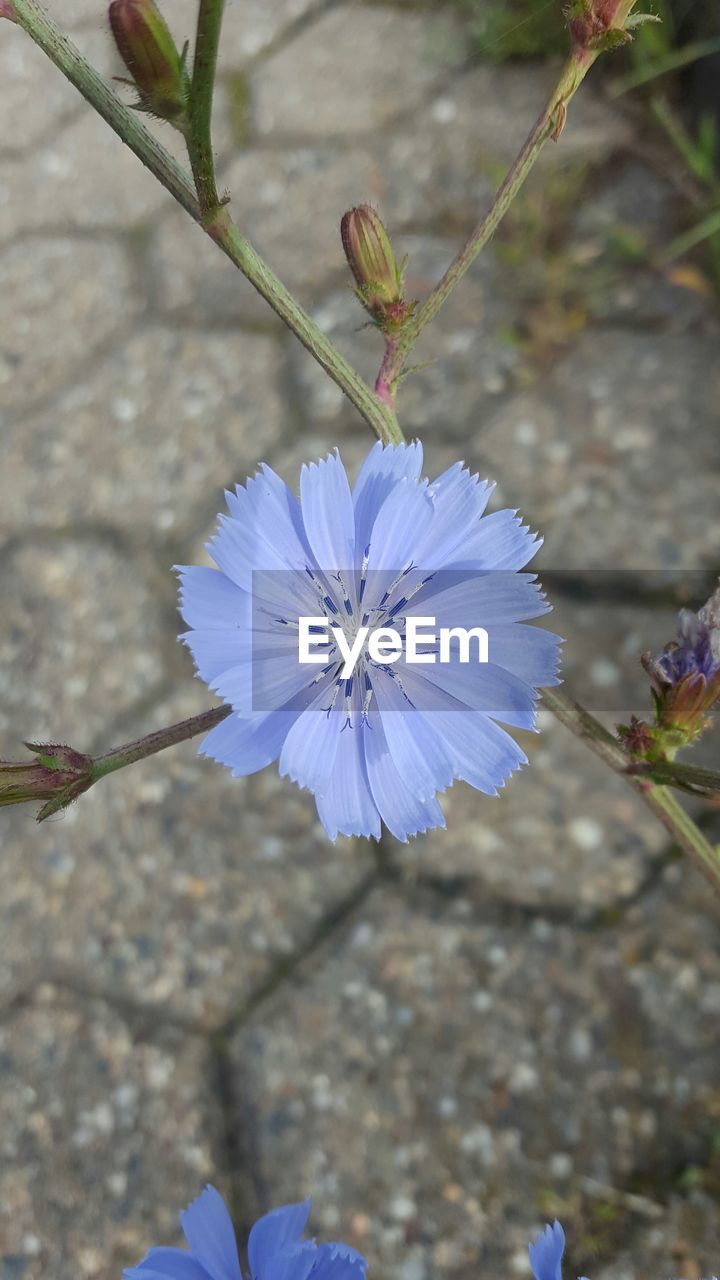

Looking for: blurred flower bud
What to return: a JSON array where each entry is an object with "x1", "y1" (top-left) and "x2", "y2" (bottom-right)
[
  {"x1": 0, "y1": 742, "x2": 94, "y2": 821},
  {"x1": 632, "y1": 584, "x2": 720, "y2": 756},
  {"x1": 565, "y1": 0, "x2": 659, "y2": 58},
  {"x1": 0, "y1": 3, "x2": 17, "y2": 22},
  {"x1": 109, "y1": 0, "x2": 189, "y2": 127},
  {"x1": 341, "y1": 205, "x2": 415, "y2": 332}
]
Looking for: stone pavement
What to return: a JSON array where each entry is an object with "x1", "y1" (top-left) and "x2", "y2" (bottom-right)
[{"x1": 1, "y1": 2, "x2": 720, "y2": 1278}]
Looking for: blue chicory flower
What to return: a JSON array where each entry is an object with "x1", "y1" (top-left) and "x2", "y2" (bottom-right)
[
  {"x1": 124, "y1": 1185, "x2": 366, "y2": 1280},
  {"x1": 528, "y1": 1221, "x2": 566, "y2": 1280},
  {"x1": 177, "y1": 441, "x2": 562, "y2": 841}
]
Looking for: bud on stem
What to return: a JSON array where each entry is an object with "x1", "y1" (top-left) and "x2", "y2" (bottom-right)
[
  {"x1": 0, "y1": 3, "x2": 17, "y2": 21},
  {"x1": 109, "y1": 0, "x2": 189, "y2": 128},
  {"x1": 565, "y1": 0, "x2": 660, "y2": 62},
  {"x1": 341, "y1": 205, "x2": 415, "y2": 333},
  {"x1": 619, "y1": 584, "x2": 720, "y2": 761},
  {"x1": 0, "y1": 743, "x2": 94, "y2": 821}
]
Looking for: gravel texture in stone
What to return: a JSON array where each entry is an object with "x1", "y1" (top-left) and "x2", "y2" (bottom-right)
[
  {"x1": 0, "y1": 686, "x2": 375, "y2": 1023},
  {"x1": 0, "y1": 985, "x2": 220, "y2": 1280},
  {"x1": 252, "y1": 6, "x2": 464, "y2": 138},
  {"x1": 470, "y1": 328, "x2": 720, "y2": 571},
  {"x1": 0, "y1": 538, "x2": 166, "y2": 746},
  {"x1": 230, "y1": 873, "x2": 720, "y2": 1280},
  {"x1": 2, "y1": 327, "x2": 284, "y2": 536},
  {"x1": 391, "y1": 707, "x2": 667, "y2": 911},
  {"x1": 0, "y1": 238, "x2": 142, "y2": 418}
]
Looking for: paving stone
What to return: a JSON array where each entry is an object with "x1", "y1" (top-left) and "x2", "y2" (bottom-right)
[
  {"x1": 0, "y1": 21, "x2": 108, "y2": 153},
  {"x1": 0, "y1": 237, "x2": 142, "y2": 417},
  {"x1": 392, "y1": 707, "x2": 667, "y2": 911},
  {"x1": 0, "y1": 538, "x2": 167, "y2": 747},
  {"x1": 252, "y1": 6, "x2": 465, "y2": 139},
  {"x1": 0, "y1": 984, "x2": 219, "y2": 1280},
  {"x1": 154, "y1": 0, "x2": 326, "y2": 65},
  {"x1": 42, "y1": 0, "x2": 112, "y2": 28},
  {"x1": 376, "y1": 64, "x2": 631, "y2": 227},
  {"x1": 150, "y1": 145, "x2": 380, "y2": 318},
  {"x1": 0, "y1": 683, "x2": 376, "y2": 1022},
  {"x1": 1, "y1": 112, "x2": 181, "y2": 238},
  {"x1": 467, "y1": 328, "x2": 720, "y2": 571},
  {"x1": 1, "y1": 326, "x2": 284, "y2": 536},
  {"x1": 229, "y1": 872, "x2": 720, "y2": 1280},
  {"x1": 571, "y1": 157, "x2": 679, "y2": 249}
]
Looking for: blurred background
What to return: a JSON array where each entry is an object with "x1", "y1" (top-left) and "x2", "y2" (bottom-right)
[{"x1": 1, "y1": 0, "x2": 719, "y2": 1277}]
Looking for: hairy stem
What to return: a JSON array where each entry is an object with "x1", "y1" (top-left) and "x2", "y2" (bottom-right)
[
  {"x1": 91, "y1": 705, "x2": 231, "y2": 780},
  {"x1": 383, "y1": 54, "x2": 597, "y2": 393},
  {"x1": 10, "y1": 0, "x2": 401, "y2": 444},
  {"x1": 542, "y1": 688, "x2": 720, "y2": 896},
  {"x1": 188, "y1": 0, "x2": 225, "y2": 211}
]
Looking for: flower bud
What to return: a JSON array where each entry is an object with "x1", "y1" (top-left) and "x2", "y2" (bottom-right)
[
  {"x1": 0, "y1": 742, "x2": 94, "y2": 821},
  {"x1": 565, "y1": 0, "x2": 659, "y2": 58},
  {"x1": 341, "y1": 205, "x2": 415, "y2": 332},
  {"x1": 0, "y1": 3, "x2": 17, "y2": 22},
  {"x1": 627, "y1": 584, "x2": 720, "y2": 757},
  {"x1": 109, "y1": 0, "x2": 189, "y2": 126}
]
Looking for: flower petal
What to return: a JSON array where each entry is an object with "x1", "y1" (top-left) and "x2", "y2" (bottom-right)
[
  {"x1": 208, "y1": 468, "x2": 313, "y2": 592},
  {"x1": 445, "y1": 508, "x2": 542, "y2": 572},
  {"x1": 413, "y1": 656, "x2": 540, "y2": 730},
  {"x1": 181, "y1": 628, "x2": 252, "y2": 686},
  {"x1": 413, "y1": 465, "x2": 494, "y2": 569},
  {"x1": 371, "y1": 669, "x2": 454, "y2": 799},
  {"x1": 483, "y1": 623, "x2": 563, "y2": 688},
  {"x1": 177, "y1": 567, "x2": 249, "y2": 631},
  {"x1": 200, "y1": 708, "x2": 299, "y2": 776},
  {"x1": 300, "y1": 452, "x2": 356, "y2": 571},
  {"x1": 263, "y1": 1245, "x2": 317, "y2": 1280},
  {"x1": 213, "y1": 648, "x2": 312, "y2": 716},
  {"x1": 352, "y1": 440, "x2": 423, "y2": 559},
  {"x1": 311, "y1": 1243, "x2": 367, "y2": 1280},
  {"x1": 279, "y1": 685, "x2": 346, "y2": 794},
  {"x1": 528, "y1": 1221, "x2": 565, "y2": 1280},
  {"x1": 364, "y1": 705, "x2": 445, "y2": 842},
  {"x1": 248, "y1": 1201, "x2": 312, "y2": 1280},
  {"x1": 180, "y1": 1187, "x2": 241, "y2": 1280},
  {"x1": 124, "y1": 1248, "x2": 213, "y2": 1279},
  {"x1": 398, "y1": 671, "x2": 527, "y2": 793},
  {"x1": 417, "y1": 571, "x2": 550, "y2": 627},
  {"x1": 365, "y1": 479, "x2": 433, "y2": 575},
  {"x1": 315, "y1": 724, "x2": 381, "y2": 840}
]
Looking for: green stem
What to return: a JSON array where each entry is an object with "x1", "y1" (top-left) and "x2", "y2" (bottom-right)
[
  {"x1": 542, "y1": 687, "x2": 720, "y2": 896},
  {"x1": 384, "y1": 53, "x2": 598, "y2": 392},
  {"x1": 10, "y1": 0, "x2": 401, "y2": 445},
  {"x1": 188, "y1": 0, "x2": 225, "y2": 211},
  {"x1": 91, "y1": 704, "x2": 231, "y2": 780}
]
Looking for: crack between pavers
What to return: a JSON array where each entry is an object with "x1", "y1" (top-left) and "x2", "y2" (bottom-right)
[
  {"x1": 217, "y1": 864, "x2": 380, "y2": 1038},
  {"x1": 379, "y1": 840, "x2": 683, "y2": 934}
]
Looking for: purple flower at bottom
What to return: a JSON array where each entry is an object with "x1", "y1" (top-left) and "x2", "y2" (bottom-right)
[
  {"x1": 177, "y1": 441, "x2": 561, "y2": 842},
  {"x1": 124, "y1": 1186, "x2": 366, "y2": 1280},
  {"x1": 529, "y1": 1221, "x2": 566, "y2": 1280}
]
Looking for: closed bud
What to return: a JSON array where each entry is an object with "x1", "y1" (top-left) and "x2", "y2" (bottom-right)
[
  {"x1": 109, "y1": 0, "x2": 189, "y2": 127},
  {"x1": 633, "y1": 584, "x2": 720, "y2": 756},
  {"x1": 341, "y1": 205, "x2": 415, "y2": 332},
  {"x1": 0, "y1": 3, "x2": 17, "y2": 22},
  {"x1": 565, "y1": 0, "x2": 659, "y2": 58},
  {"x1": 0, "y1": 742, "x2": 94, "y2": 821}
]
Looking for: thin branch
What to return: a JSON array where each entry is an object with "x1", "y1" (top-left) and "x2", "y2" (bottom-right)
[
  {"x1": 91, "y1": 704, "x2": 231, "y2": 779},
  {"x1": 10, "y1": 0, "x2": 401, "y2": 444},
  {"x1": 542, "y1": 688, "x2": 720, "y2": 896},
  {"x1": 188, "y1": 0, "x2": 225, "y2": 211},
  {"x1": 381, "y1": 53, "x2": 597, "y2": 393}
]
